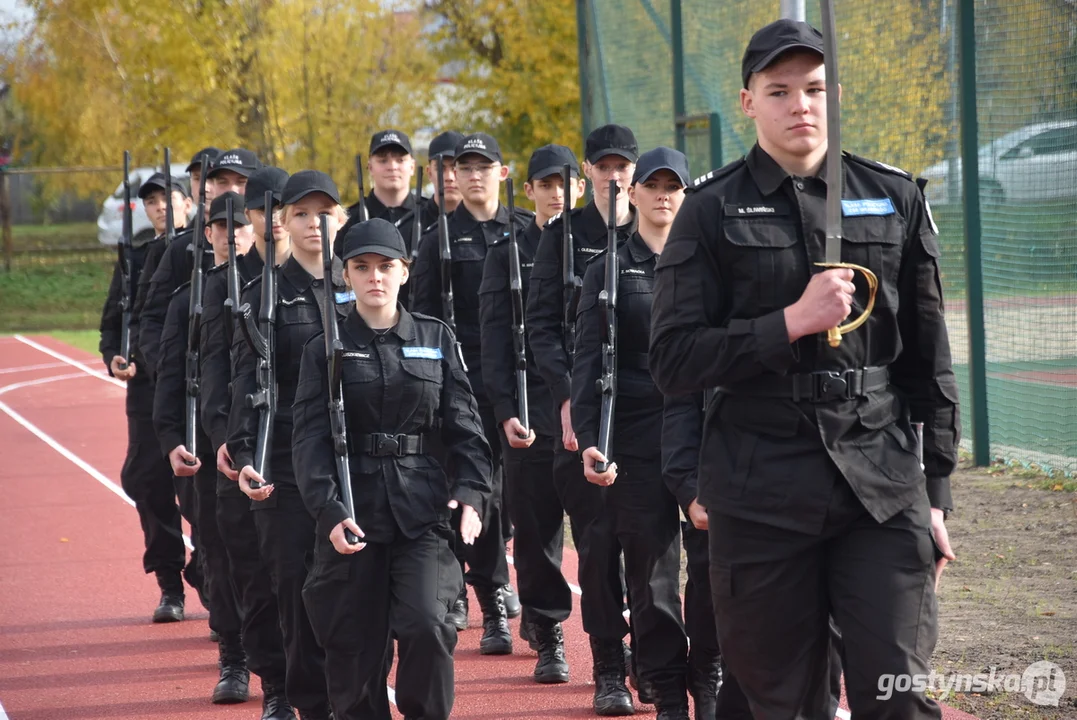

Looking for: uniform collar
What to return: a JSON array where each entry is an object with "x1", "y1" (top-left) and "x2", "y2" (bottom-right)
[
  {"x1": 627, "y1": 232, "x2": 657, "y2": 264},
  {"x1": 281, "y1": 255, "x2": 342, "y2": 293},
  {"x1": 582, "y1": 199, "x2": 637, "y2": 236},
  {"x1": 343, "y1": 305, "x2": 418, "y2": 347},
  {"x1": 366, "y1": 190, "x2": 416, "y2": 218},
  {"x1": 746, "y1": 143, "x2": 846, "y2": 196},
  {"x1": 450, "y1": 202, "x2": 511, "y2": 236}
]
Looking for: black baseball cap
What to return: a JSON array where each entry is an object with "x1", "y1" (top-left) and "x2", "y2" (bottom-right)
[
  {"x1": 138, "y1": 172, "x2": 190, "y2": 200},
  {"x1": 370, "y1": 129, "x2": 413, "y2": 156},
  {"x1": 527, "y1": 145, "x2": 580, "y2": 182},
  {"x1": 186, "y1": 147, "x2": 221, "y2": 173},
  {"x1": 428, "y1": 130, "x2": 465, "y2": 160},
  {"x1": 207, "y1": 148, "x2": 260, "y2": 179},
  {"x1": 281, "y1": 170, "x2": 341, "y2": 206},
  {"x1": 631, "y1": 147, "x2": 691, "y2": 187},
  {"x1": 341, "y1": 218, "x2": 407, "y2": 261},
  {"x1": 742, "y1": 19, "x2": 824, "y2": 88},
  {"x1": 454, "y1": 133, "x2": 502, "y2": 163},
  {"x1": 244, "y1": 167, "x2": 290, "y2": 211},
  {"x1": 585, "y1": 124, "x2": 639, "y2": 164},
  {"x1": 208, "y1": 191, "x2": 249, "y2": 226}
]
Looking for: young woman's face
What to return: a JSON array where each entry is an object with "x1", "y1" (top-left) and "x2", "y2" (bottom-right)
[
  {"x1": 285, "y1": 194, "x2": 342, "y2": 255},
  {"x1": 629, "y1": 170, "x2": 685, "y2": 228},
  {"x1": 344, "y1": 253, "x2": 409, "y2": 311}
]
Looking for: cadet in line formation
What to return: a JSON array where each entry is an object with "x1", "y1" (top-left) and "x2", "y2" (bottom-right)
[{"x1": 97, "y1": 18, "x2": 957, "y2": 720}]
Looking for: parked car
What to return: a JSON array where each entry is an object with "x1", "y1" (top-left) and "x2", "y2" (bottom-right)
[
  {"x1": 919, "y1": 121, "x2": 1077, "y2": 206},
  {"x1": 97, "y1": 163, "x2": 189, "y2": 246}
]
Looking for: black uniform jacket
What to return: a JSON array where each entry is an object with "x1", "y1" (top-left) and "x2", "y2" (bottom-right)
[
  {"x1": 661, "y1": 391, "x2": 708, "y2": 516},
  {"x1": 572, "y1": 233, "x2": 663, "y2": 463},
  {"x1": 99, "y1": 234, "x2": 160, "y2": 373},
  {"x1": 292, "y1": 307, "x2": 493, "y2": 543},
  {"x1": 411, "y1": 202, "x2": 533, "y2": 399},
  {"x1": 200, "y1": 247, "x2": 265, "y2": 461},
  {"x1": 152, "y1": 281, "x2": 210, "y2": 460},
  {"x1": 648, "y1": 144, "x2": 960, "y2": 533},
  {"x1": 525, "y1": 202, "x2": 636, "y2": 410},
  {"x1": 139, "y1": 230, "x2": 213, "y2": 384},
  {"x1": 227, "y1": 255, "x2": 351, "y2": 483},
  {"x1": 478, "y1": 219, "x2": 555, "y2": 438}
]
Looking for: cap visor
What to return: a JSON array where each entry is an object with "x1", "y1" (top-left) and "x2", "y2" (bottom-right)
[
  {"x1": 282, "y1": 187, "x2": 341, "y2": 206},
  {"x1": 529, "y1": 165, "x2": 578, "y2": 182},
  {"x1": 207, "y1": 166, "x2": 256, "y2": 180},
  {"x1": 750, "y1": 43, "x2": 824, "y2": 77},
  {"x1": 371, "y1": 142, "x2": 411, "y2": 156},
  {"x1": 342, "y1": 244, "x2": 407, "y2": 262},
  {"x1": 209, "y1": 212, "x2": 249, "y2": 226},
  {"x1": 137, "y1": 181, "x2": 168, "y2": 200},
  {"x1": 456, "y1": 150, "x2": 501, "y2": 164},
  {"x1": 633, "y1": 165, "x2": 690, "y2": 187},
  {"x1": 588, "y1": 148, "x2": 639, "y2": 164}
]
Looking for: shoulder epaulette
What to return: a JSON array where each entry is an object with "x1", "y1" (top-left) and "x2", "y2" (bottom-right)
[
  {"x1": 410, "y1": 311, "x2": 456, "y2": 336},
  {"x1": 206, "y1": 262, "x2": 228, "y2": 276},
  {"x1": 171, "y1": 280, "x2": 192, "y2": 297},
  {"x1": 241, "y1": 274, "x2": 263, "y2": 293},
  {"x1": 585, "y1": 247, "x2": 610, "y2": 266},
  {"x1": 421, "y1": 220, "x2": 438, "y2": 235},
  {"x1": 543, "y1": 206, "x2": 582, "y2": 230},
  {"x1": 691, "y1": 157, "x2": 747, "y2": 191},
  {"x1": 844, "y1": 152, "x2": 913, "y2": 181}
]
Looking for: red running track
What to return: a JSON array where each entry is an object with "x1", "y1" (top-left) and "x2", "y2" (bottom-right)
[{"x1": 0, "y1": 335, "x2": 979, "y2": 720}]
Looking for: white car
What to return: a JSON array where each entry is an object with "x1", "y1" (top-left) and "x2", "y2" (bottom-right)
[
  {"x1": 919, "y1": 121, "x2": 1077, "y2": 206},
  {"x1": 97, "y1": 163, "x2": 190, "y2": 246}
]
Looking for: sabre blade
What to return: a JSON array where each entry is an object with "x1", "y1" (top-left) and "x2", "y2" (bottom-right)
[{"x1": 821, "y1": 0, "x2": 843, "y2": 264}]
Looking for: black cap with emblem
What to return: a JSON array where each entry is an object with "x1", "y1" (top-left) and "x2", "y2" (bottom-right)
[
  {"x1": 631, "y1": 147, "x2": 691, "y2": 187},
  {"x1": 741, "y1": 19, "x2": 824, "y2": 88},
  {"x1": 585, "y1": 124, "x2": 639, "y2": 164},
  {"x1": 370, "y1": 129, "x2": 413, "y2": 156},
  {"x1": 341, "y1": 218, "x2": 408, "y2": 261},
  {"x1": 528, "y1": 144, "x2": 580, "y2": 182},
  {"x1": 244, "y1": 167, "x2": 290, "y2": 211},
  {"x1": 281, "y1": 170, "x2": 341, "y2": 206},
  {"x1": 455, "y1": 133, "x2": 502, "y2": 164},
  {"x1": 138, "y1": 172, "x2": 190, "y2": 200},
  {"x1": 207, "y1": 148, "x2": 260, "y2": 179},
  {"x1": 208, "y1": 191, "x2": 249, "y2": 226},
  {"x1": 428, "y1": 131, "x2": 465, "y2": 160},
  {"x1": 186, "y1": 147, "x2": 221, "y2": 173}
]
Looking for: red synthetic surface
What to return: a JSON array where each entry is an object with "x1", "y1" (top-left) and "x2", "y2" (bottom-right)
[{"x1": 0, "y1": 335, "x2": 979, "y2": 720}]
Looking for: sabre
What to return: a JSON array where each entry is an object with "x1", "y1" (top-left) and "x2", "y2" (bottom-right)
[{"x1": 816, "y1": 0, "x2": 878, "y2": 348}]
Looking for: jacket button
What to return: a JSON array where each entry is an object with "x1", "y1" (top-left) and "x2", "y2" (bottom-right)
[
  {"x1": 378, "y1": 336, "x2": 386, "y2": 343},
  {"x1": 795, "y1": 181, "x2": 805, "y2": 191}
]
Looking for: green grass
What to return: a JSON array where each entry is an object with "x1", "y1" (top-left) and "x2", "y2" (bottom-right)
[
  {"x1": 12, "y1": 221, "x2": 99, "y2": 246},
  {"x1": 47, "y1": 330, "x2": 102, "y2": 355},
  {"x1": 0, "y1": 259, "x2": 113, "y2": 332}
]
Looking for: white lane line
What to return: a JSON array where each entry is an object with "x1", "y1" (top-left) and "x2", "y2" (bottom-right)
[
  {"x1": 0, "y1": 362, "x2": 68, "y2": 375},
  {"x1": 14, "y1": 334, "x2": 125, "y2": 389},
  {"x1": 0, "y1": 698, "x2": 9, "y2": 720},
  {"x1": 837, "y1": 709, "x2": 851, "y2": 720}
]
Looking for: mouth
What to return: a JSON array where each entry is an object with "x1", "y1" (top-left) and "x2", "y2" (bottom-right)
[{"x1": 789, "y1": 122, "x2": 814, "y2": 131}]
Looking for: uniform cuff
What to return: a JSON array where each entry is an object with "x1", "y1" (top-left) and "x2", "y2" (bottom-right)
[
  {"x1": 926, "y1": 475, "x2": 953, "y2": 512},
  {"x1": 576, "y1": 432, "x2": 598, "y2": 456},
  {"x1": 452, "y1": 486, "x2": 485, "y2": 521},
  {"x1": 673, "y1": 484, "x2": 698, "y2": 517},
  {"x1": 159, "y1": 431, "x2": 184, "y2": 461},
  {"x1": 728, "y1": 310, "x2": 796, "y2": 374},
  {"x1": 550, "y1": 377, "x2": 572, "y2": 408},
  {"x1": 233, "y1": 450, "x2": 255, "y2": 473},
  {"x1": 493, "y1": 400, "x2": 518, "y2": 427},
  {"x1": 316, "y1": 500, "x2": 350, "y2": 539}
]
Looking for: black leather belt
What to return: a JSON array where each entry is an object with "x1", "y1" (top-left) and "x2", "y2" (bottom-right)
[
  {"x1": 357, "y1": 433, "x2": 428, "y2": 457},
  {"x1": 717, "y1": 367, "x2": 889, "y2": 403}
]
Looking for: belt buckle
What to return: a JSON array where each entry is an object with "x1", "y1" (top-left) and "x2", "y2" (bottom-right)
[
  {"x1": 375, "y1": 433, "x2": 401, "y2": 457},
  {"x1": 812, "y1": 371, "x2": 849, "y2": 402}
]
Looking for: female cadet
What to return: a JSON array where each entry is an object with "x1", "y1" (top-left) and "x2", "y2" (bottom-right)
[
  {"x1": 227, "y1": 170, "x2": 349, "y2": 720},
  {"x1": 293, "y1": 218, "x2": 492, "y2": 720},
  {"x1": 571, "y1": 147, "x2": 692, "y2": 720}
]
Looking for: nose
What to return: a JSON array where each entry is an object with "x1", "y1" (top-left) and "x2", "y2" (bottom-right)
[{"x1": 792, "y1": 90, "x2": 811, "y2": 114}]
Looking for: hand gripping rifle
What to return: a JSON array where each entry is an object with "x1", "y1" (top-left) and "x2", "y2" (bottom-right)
[
  {"x1": 241, "y1": 191, "x2": 278, "y2": 490},
  {"x1": 505, "y1": 178, "x2": 529, "y2": 436},
  {"x1": 116, "y1": 151, "x2": 134, "y2": 370},
  {"x1": 561, "y1": 164, "x2": 582, "y2": 354},
  {"x1": 411, "y1": 165, "x2": 424, "y2": 263},
  {"x1": 354, "y1": 154, "x2": 370, "y2": 223},
  {"x1": 436, "y1": 155, "x2": 456, "y2": 334},
  {"x1": 184, "y1": 152, "x2": 209, "y2": 464},
  {"x1": 594, "y1": 180, "x2": 618, "y2": 473},
  {"x1": 320, "y1": 214, "x2": 360, "y2": 545}
]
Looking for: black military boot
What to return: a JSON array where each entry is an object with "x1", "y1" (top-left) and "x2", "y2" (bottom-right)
[
  {"x1": 298, "y1": 705, "x2": 332, "y2": 720},
  {"x1": 519, "y1": 613, "x2": 539, "y2": 651},
  {"x1": 473, "y1": 584, "x2": 512, "y2": 655},
  {"x1": 655, "y1": 707, "x2": 691, "y2": 720},
  {"x1": 260, "y1": 679, "x2": 297, "y2": 720},
  {"x1": 182, "y1": 552, "x2": 210, "y2": 610},
  {"x1": 590, "y1": 637, "x2": 634, "y2": 716},
  {"x1": 653, "y1": 676, "x2": 691, "y2": 720},
  {"x1": 532, "y1": 619, "x2": 569, "y2": 684},
  {"x1": 212, "y1": 634, "x2": 250, "y2": 704},
  {"x1": 687, "y1": 653, "x2": 721, "y2": 720},
  {"x1": 625, "y1": 641, "x2": 655, "y2": 704},
  {"x1": 501, "y1": 583, "x2": 522, "y2": 618},
  {"x1": 445, "y1": 586, "x2": 469, "y2": 630},
  {"x1": 152, "y1": 573, "x2": 184, "y2": 623}
]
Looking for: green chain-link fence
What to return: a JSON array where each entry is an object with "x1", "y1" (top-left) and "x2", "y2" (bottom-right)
[{"x1": 578, "y1": 0, "x2": 1077, "y2": 474}]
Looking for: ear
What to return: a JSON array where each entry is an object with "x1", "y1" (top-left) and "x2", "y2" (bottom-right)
[
  {"x1": 523, "y1": 182, "x2": 537, "y2": 202},
  {"x1": 740, "y1": 87, "x2": 755, "y2": 118},
  {"x1": 399, "y1": 263, "x2": 410, "y2": 285},
  {"x1": 582, "y1": 160, "x2": 594, "y2": 183},
  {"x1": 498, "y1": 164, "x2": 510, "y2": 181},
  {"x1": 627, "y1": 184, "x2": 639, "y2": 207}
]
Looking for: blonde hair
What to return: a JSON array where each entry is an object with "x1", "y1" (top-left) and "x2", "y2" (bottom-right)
[{"x1": 280, "y1": 200, "x2": 348, "y2": 226}]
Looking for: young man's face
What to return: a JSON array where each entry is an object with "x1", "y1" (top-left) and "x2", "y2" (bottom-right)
[
  {"x1": 585, "y1": 156, "x2": 634, "y2": 211},
  {"x1": 369, "y1": 149, "x2": 414, "y2": 195},
  {"x1": 428, "y1": 156, "x2": 460, "y2": 207},
  {"x1": 525, "y1": 173, "x2": 586, "y2": 220},
  {"x1": 205, "y1": 220, "x2": 254, "y2": 259},
  {"x1": 455, "y1": 153, "x2": 508, "y2": 206},
  {"x1": 741, "y1": 51, "x2": 829, "y2": 161},
  {"x1": 211, "y1": 169, "x2": 249, "y2": 197},
  {"x1": 142, "y1": 189, "x2": 191, "y2": 233}
]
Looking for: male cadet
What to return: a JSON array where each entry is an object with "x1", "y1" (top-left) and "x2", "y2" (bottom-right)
[
  {"x1": 478, "y1": 144, "x2": 587, "y2": 686},
  {"x1": 524, "y1": 124, "x2": 643, "y2": 714},
  {"x1": 153, "y1": 191, "x2": 259, "y2": 708},
  {"x1": 420, "y1": 130, "x2": 465, "y2": 229},
  {"x1": 99, "y1": 170, "x2": 192, "y2": 623},
  {"x1": 411, "y1": 132, "x2": 533, "y2": 656},
  {"x1": 199, "y1": 169, "x2": 294, "y2": 719},
  {"x1": 648, "y1": 19, "x2": 958, "y2": 719}
]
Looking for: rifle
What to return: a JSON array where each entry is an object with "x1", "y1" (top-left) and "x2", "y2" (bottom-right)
[
  {"x1": 116, "y1": 151, "x2": 134, "y2": 371},
  {"x1": 410, "y1": 165, "x2": 424, "y2": 263},
  {"x1": 594, "y1": 180, "x2": 618, "y2": 473},
  {"x1": 354, "y1": 154, "x2": 370, "y2": 222},
  {"x1": 184, "y1": 152, "x2": 209, "y2": 464},
  {"x1": 320, "y1": 213, "x2": 360, "y2": 545},
  {"x1": 243, "y1": 190, "x2": 277, "y2": 490},
  {"x1": 225, "y1": 194, "x2": 241, "y2": 321},
  {"x1": 164, "y1": 147, "x2": 175, "y2": 242},
  {"x1": 435, "y1": 155, "x2": 456, "y2": 334},
  {"x1": 505, "y1": 178, "x2": 529, "y2": 436},
  {"x1": 561, "y1": 164, "x2": 581, "y2": 353}
]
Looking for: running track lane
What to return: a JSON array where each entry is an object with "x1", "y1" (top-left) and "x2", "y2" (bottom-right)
[{"x1": 0, "y1": 335, "x2": 979, "y2": 720}]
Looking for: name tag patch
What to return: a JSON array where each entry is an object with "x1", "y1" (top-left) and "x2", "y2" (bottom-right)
[
  {"x1": 842, "y1": 198, "x2": 895, "y2": 217},
  {"x1": 335, "y1": 290, "x2": 355, "y2": 304},
  {"x1": 344, "y1": 352, "x2": 371, "y2": 359},
  {"x1": 402, "y1": 347, "x2": 443, "y2": 360},
  {"x1": 727, "y1": 204, "x2": 785, "y2": 217}
]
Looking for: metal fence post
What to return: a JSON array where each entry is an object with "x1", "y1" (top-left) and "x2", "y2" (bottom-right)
[
  {"x1": 958, "y1": 0, "x2": 991, "y2": 466},
  {"x1": 576, "y1": 0, "x2": 591, "y2": 142},
  {"x1": 1, "y1": 171, "x2": 12, "y2": 272},
  {"x1": 780, "y1": 0, "x2": 805, "y2": 21},
  {"x1": 671, "y1": 0, "x2": 686, "y2": 156}
]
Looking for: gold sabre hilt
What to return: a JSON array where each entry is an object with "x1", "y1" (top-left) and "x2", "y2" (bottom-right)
[{"x1": 813, "y1": 261, "x2": 879, "y2": 347}]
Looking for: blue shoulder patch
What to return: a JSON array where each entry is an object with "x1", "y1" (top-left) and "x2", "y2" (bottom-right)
[
  {"x1": 402, "y1": 346, "x2": 443, "y2": 360},
  {"x1": 842, "y1": 198, "x2": 895, "y2": 217},
  {"x1": 335, "y1": 290, "x2": 355, "y2": 304}
]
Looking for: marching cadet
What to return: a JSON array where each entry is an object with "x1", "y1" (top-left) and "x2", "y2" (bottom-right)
[
  {"x1": 478, "y1": 144, "x2": 587, "y2": 685},
  {"x1": 229, "y1": 171, "x2": 350, "y2": 720},
  {"x1": 420, "y1": 130, "x2": 465, "y2": 229},
  {"x1": 99, "y1": 170, "x2": 192, "y2": 623},
  {"x1": 152, "y1": 191, "x2": 254, "y2": 706},
  {"x1": 199, "y1": 168, "x2": 294, "y2": 719},
  {"x1": 411, "y1": 132, "x2": 532, "y2": 655},
  {"x1": 294, "y1": 218, "x2": 493, "y2": 720},
  {"x1": 572, "y1": 148, "x2": 691, "y2": 720},
  {"x1": 648, "y1": 19, "x2": 958, "y2": 719},
  {"x1": 524, "y1": 124, "x2": 642, "y2": 715}
]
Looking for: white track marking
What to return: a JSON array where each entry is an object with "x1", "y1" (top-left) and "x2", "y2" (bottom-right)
[
  {"x1": 14, "y1": 335, "x2": 126, "y2": 389},
  {"x1": 0, "y1": 362, "x2": 68, "y2": 375}
]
